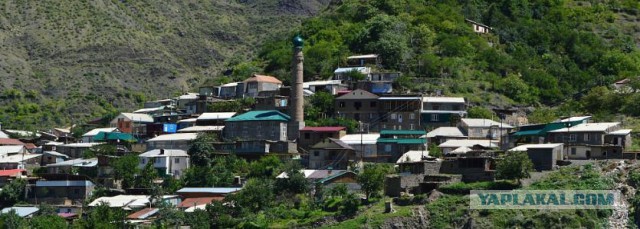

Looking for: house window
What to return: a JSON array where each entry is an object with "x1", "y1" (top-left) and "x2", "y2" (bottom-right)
[
  {"x1": 584, "y1": 134, "x2": 590, "y2": 142},
  {"x1": 304, "y1": 133, "x2": 311, "y2": 139},
  {"x1": 74, "y1": 189, "x2": 80, "y2": 195},
  {"x1": 370, "y1": 101, "x2": 377, "y2": 107},
  {"x1": 354, "y1": 102, "x2": 362, "y2": 110},
  {"x1": 314, "y1": 151, "x2": 320, "y2": 157},
  {"x1": 141, "y1": 158, "x2": 146, "y2": 164},
  {"x1": 174, "y1": 158, "x2": 180, "y2": 163},
  {"x1": 571, "y1": 148, "x2": 577, "y2": 155},
  {"x1": 410, "y1": 124, "x2": 414, "y2": 130},
  {"x1": 339, "y1": 102, "x2": 346, "y2": 108},
  {"x1": 390, "y1": 113, "x2": 397, "y2": 120},
  {"x1": 409, "y1": 113, "x2": 415, "y2": 120},
  {"x1": 174, "y1": 170, "x2": 180, "y2": 176},
  {"x1": 354, "y1": 113, "x2": 360, "y2": 121},
  {"x1": 569, "y1": 134, "x2": 577, "y2": 142},
  {"x1": 452, "y1": 104, "x2": 461, "y2": 110},
  {"x1": 385, "y1": 144, "x2": 392, "y2": 152},
  {"x1": 431, "y1": 114, "x2": 439, "y2": 121},
  {"x1": 432, "y1": 104, "x2": 440, "y2": 110}
]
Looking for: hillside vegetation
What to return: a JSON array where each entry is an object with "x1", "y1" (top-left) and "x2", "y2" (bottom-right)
[
  {"x1": 260, "y1": 0, "x2": 640, "y2": 110},
  {"x1": 0, "y1": 0, "x2": 329, "y2": 128}
]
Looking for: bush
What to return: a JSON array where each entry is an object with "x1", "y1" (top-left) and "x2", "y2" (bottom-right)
[{"x1": 438, "y1": 181, "x2": 519, "y2": 194}]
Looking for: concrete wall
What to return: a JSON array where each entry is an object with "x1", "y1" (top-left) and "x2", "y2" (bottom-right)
[{"x1": 224, "y1": 121, "x2": 287, "y2": 141}]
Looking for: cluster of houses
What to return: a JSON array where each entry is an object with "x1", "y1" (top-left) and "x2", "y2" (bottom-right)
[{"x1": 0, "y1": 49, "x2": 635, "y2": 222}]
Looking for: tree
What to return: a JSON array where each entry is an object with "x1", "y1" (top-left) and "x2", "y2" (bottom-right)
[
  {"x1": 357, "y1": 164, "x2": 393, "y2": 200},
  {"x1": 274, "y1": 160, "x2": 309, "y2": 195},
  {"x1": 232, "y1": 178, "x2": 275, "y2": 212},
  {"x1": 528, "y1": 107, "x2": 558, "y2": 124},
  {"x1": 0, "y1": 179, "x2": 27, "y2": 208},
  {"x1": 29, "y1": 215, "x2": 67, "y2": 228},
  {"x1": 496, "y1": 151, "x2": 534, "y2": 183},
  {"x1": 248, "y1": 156, "x2": 283, "y2": 178},
  {"x1": 76, "y1": 202, "x2": 127, "y2": 228},
  {"x1": 188, "y1": 133, "x2": 218, "y2": 167},
  {"x1": 135, "y1": 161, "x2": 158, "y2": 188},
  {"x1": 467, "y1": 106, "x2": 495, "y2": 119},
  {"x1": 0, "y1": 210, "x2": 26, "y2": 229},
  {"x1": 112, "y1": 154, "x2": 139, "y2": 189}
]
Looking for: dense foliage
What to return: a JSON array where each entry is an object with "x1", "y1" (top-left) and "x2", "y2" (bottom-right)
[
  {"x1": 259, "y1": 0, "x2": 640, "y2": 109},
  {"x1": 495, "y1": 151, "x2": 534, "y2": 182}
]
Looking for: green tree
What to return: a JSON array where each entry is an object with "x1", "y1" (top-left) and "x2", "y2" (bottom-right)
[
  {"x1": 135, "y1": 161, "x2": 159, "y2": 188},
  {"x1": 496, "y1": 151, "x2": 534, "y2": 183},
  {"x1": 0, "y1": 210, "x2": 26, "y2": 229},
  {"x1": 112, "y1": 154, "x2": 139, "y2": 189},
  {"x1": 429, "y1": 143, "x2": 443, "y2": 158},
  {"x1": 29, "y1": 215, "x2": 67, "y2": 228},
  {"x1": 0, "y1": 179, "x2": 27, "y2": 208},
  {"x1": 467, "y1": 106, "x2": 495, "y2": 119},
  {"x1": 188, "y1": 133, "x2": 218, "y2": 167},
  {"x1": 357, "y1": 163, "x2": 392, "y2": 200},
  {"x1": 248, "y1": 156, "x2": 283, "y2": 178},
  {"x1": 528, "y1": 108, "x2": 558, "y2": 124},
  {"x1": 76, "y1": 202, "x2": 127, "y2": 228},
  {"x1": 274, "y1": 160, "x2": 309, "y2": 195},
  {"x1": 232, "y1": 178, "x2": 275, "y2": 212}
]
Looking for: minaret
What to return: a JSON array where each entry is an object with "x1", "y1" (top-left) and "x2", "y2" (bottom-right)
[{"x1": 288, "y1": 35, "x2": 305, "y2": 140}]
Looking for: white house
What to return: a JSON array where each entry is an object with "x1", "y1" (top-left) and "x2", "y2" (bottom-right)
[
  {"x1": 146, "y1": 133, "x2": 198, "y2": 151},
  {"x1": 138, "y1": 149, "x2": 190, "y2": 178},
  {"x1": 339, "y1": 133, "x2": 380, "y2": 160},
  {"x1": 459, "y1": 118, "x2": 513, "y2": 141},
  {"x1": 438, "y1": 139, "x2": 498, "y2": 155}
]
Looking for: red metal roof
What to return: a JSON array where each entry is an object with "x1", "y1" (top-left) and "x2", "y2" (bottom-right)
[
  {"x1": 0, "y1": 169, "x2": 25, "y2": 177},
  {"x1": 24, "y1": 143, "x2": 37, "y2": 149},
  {"x1": 178, "y1": 197, "x2": 223, "y2": 208},
  {"x1": 300, "y1": 126, "x2": 346, "y2": 132},
  {"x1": 126, "y1": 208, "x2": 159, "y2": 219},
  {"x1": 0, "y1": 138, "x2": 24, "y2": 145}
]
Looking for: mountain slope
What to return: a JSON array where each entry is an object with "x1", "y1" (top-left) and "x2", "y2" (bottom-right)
[{"x1": 0, "y1": 0, "x2": 330, "y2": 128}]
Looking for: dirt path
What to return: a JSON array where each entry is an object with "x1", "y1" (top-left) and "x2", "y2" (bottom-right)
[{"x1": 604, "y1": 161, "x2": 633, "y2": 229}]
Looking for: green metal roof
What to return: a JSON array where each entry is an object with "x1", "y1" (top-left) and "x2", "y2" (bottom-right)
[
  {"x1": 512, "y1": 129, "x2": 542, "y2": 137},
  {"x1": 379, "y1": 130, "x2": 426, "y2": 135},
  {"x1": 225, "y1": 110, "x2": 290, "y2": 122},
  {"x1": 93, "y1": 132, "x2": 137, "y2": 142},
  {"x1": 377, "y1": 138, "x2": 426, "y2": 144},
  {"x1": 317, "y1": 171, "x2": 356, "y2": 184}
]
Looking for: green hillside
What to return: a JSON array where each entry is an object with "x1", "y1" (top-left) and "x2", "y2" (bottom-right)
[
  {"x1": 0, "y1": 0, "x2": 329, "y2": 128},
  {"x1": 260, "y1": 0, "x2": 640, "y2": 109}
]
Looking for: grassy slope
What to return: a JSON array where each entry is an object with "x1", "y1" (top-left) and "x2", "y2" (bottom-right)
[{"x1": 0, "y1": 0, "x2": 329, "y2": 127}]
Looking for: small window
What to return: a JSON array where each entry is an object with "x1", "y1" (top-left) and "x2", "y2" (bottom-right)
[
  {"x1": 141, "y1": 158, "x2": 146, "y2": 164},
  {"x1": 354, "y1": 102, "x2": 362, "y2": 110},
  {"x1": 339, "y1": 102, "x2": 346, "y2": 108},
  {"x1": 385, "y1": 144, "x2": 392, "y2": 152},
  {"x1": 354, "y1": 113, "x2": 360, "y2": 121},
  {"x1": 410, "y1": 124, "x2": 414, "y2": 130},
  {"x1": 569, "y1": 134, "x2": 577, "y2": 142},
  {"x1": 432, "y1": 104, "x2": 440, "y2": 110},
  {"x1": 304, "y1": 133, "x2": 311, "y2": 139},
  {"x1": 370, "y1": 101, "x2": 377, "y2": 107},
  {"x1": 571, "y1": 148, "x2": 577, "y2": 155},
  {"x1": 409, "y1": 113, "x2": 415, "y2": 120},
  {"x1": 390, "y1": 113, "x2": 397, "y2": 120},
  {"x1": 74, "y1": 189, "x2": 80, "y2": 195},
  {"x1": 174, "y1": 158, "x2": 180, "y2": 163},
  {"x1": 584, "y1": 134, "x2": 590, "y2": 142},
  {"x1": 314, "y1": 151, "x2": 320, "y2": 157},
  {"x1": 431, "y1": 114, "x2": 439, "y2": 121}
]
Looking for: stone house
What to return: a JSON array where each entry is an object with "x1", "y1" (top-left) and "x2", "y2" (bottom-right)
[
  {"x1": 308, "y1": 138, "x2": 356, "y2": 170},
  {"x1": 223, "y1": 110, "x2": 290, "y2": 141},
  {"x1": 377, "y1": 96, "x2": 422, "y2": 131},
  {"x1": 546, "y1": 122, "x2": 631, "y2": 159},
  {"x1": 335, "y1": 89, "x2": 380, "y2": 127},
  {"x1": 376, "y1": 130, "x2": 426, "y2": 163},
  {"x1": 299, "y1": 127, "x2": 347, "y2": 150},
  {"x1": 139, "y1": 149, "x2": 190, "y2": 178},
  {"x1": 242, "y1": 75, "x2": 282, "y2": 98},
  {"x1": 421, "y1": 97, "x2": 467, "y2": 128}
]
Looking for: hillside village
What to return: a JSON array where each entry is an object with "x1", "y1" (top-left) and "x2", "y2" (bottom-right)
[
  {"x1": 0, "y1": 28, "x2": 637, "y2": 227},
  {"x1": 0, "y1": 16, "x2": 639, "y2": 227}
]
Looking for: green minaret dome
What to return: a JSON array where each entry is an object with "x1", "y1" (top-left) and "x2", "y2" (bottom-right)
[{"x1": 293, "y1": 35, "x2": 304, "y2": 47}]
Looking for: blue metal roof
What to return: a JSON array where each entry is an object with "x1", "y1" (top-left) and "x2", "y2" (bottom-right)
[{"x1": 176, "y1": 187, "x2": 242, "y2": 194}]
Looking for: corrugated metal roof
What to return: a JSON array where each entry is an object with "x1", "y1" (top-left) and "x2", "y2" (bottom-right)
[
  {"x1": 422, "y1": 97, "x2": 465, "y2": 103},
  {"x1": 380, "y1": 130, "x2": 426, "y2": 135},
  {"x1": 1, "y1": 207, "x2": 39, "y2": 217},
  {"x1": 82, "y1": 127, "x2": 118, "y2": 137},
  {"x1": 334, "y1": 67, "x2": 369, "y2": 74},
  {"x1": 508, "y1": 144, "x2": 563, "y2": 152},
  {"x1": 46, "y1": 158, "x2": 98, "y2": 167},
  {"x1": 438, "y1": 139, "x2": 497, "y2": 148},
  {"x1": 548, "y1": 122, "x2": 620, "y2": 133},
  {"x1": 425, "y1": 127, "x2": 465, "y2": 138},
  {"x1": 396, "y1": 150, "x2": 429, "y2": 163},
  {"x1": 0, "y1": 169, "x2": 25, "y2": 177},
  {"x1": 147, "y1": 133, "x2": 198, "y2": 142},
  {"x1": 347, "y1": 54, "x2": 378, "y2": 59},
  {"x1": 197, "y1": 112, "x2": 236, "y2": 121},
  {"x1": 36, "y1": 180, "x2": 94, "y2": 187},
  {"x1": 176, "y1": 187, "x2": 241, "y2": 194},
  {"x1": 177, "y1": 126, "x2": 224, "y2": 133},
  {"x1": 340, "y1": 134, "x2": 380, "y2": 145},
  {"x1": 300, "y1": 126, "x2": 346, "y2": 132},
  {"x1": 225, "y1": 110, "x2": 290, "y2": 122},
  {"x1": 93, "y1": 132, "x2": 137, "y2": 142},
  {"x1": 127, "y1": 208, "x2": 159, "y2": 220},
  {"x1": 461, "y1": 118, "x2": 513, "y2": 128},
  {"x1": 0, "y1": 138, "x2": 25, "y2": 146},
  {"x1": 118, "y1": 113, "x2": 154, "y2": 123},
  {"x1": 243, "y1": 75, "x2": 282, "y2": 84},
  {"x1": 0, "y1": 145, "x2": 25, "y2": 155},
  {"x1": 377, "y1": 138, "x2": 426, "y2": 144}
]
